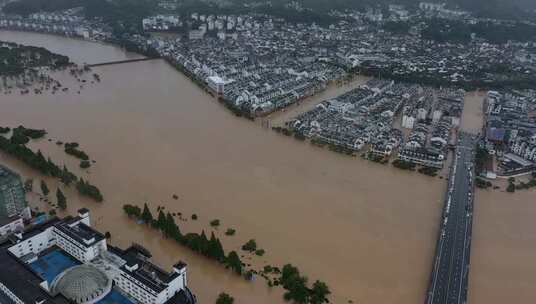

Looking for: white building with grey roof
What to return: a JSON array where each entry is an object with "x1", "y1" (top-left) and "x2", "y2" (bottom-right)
[{"x1": 1, "y1": 209, "x2": 196, "y2": 304}]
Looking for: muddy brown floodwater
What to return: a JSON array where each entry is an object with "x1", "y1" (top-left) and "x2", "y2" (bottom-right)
[
  {"x1": 0, "y1": 30, "x2": 144, "y2": 64},
  {"x1": 470, "y1": 188, "x2": 536, "y2": 304},
  {"x1": 0, "y1": 31, "x2": 445, "y2": 304},
  {"x1": 460, "y1": 90, "x2": 536, "y2": 303}
]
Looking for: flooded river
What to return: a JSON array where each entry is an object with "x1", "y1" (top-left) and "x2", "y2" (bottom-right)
[
  {"x1": 0, "y1": 30, "x2": 144, "y2": 64},
  {"x1": 470, "y1": 188, "x2": 536, "y2": 304},
  {"x1": 0, "y1": 30, "x2": 446, "y2": 304}
]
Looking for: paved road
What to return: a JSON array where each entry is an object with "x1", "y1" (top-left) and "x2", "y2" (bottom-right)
[{"x1": 426, "y1": 132, "x2": 476, "y2": 304}]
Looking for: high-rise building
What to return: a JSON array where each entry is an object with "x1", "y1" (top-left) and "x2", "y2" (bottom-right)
[{"x1": 0, "y1": 165, "x2": 27, "y2": 218}]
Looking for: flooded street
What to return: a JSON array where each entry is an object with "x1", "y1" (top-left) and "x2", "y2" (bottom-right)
[
  {"x1": 0, "y1": 31, "x2": 445, "y2": 304},
  {"x1": 461, "y1": 91, "x2": 486, "y2": 134}
]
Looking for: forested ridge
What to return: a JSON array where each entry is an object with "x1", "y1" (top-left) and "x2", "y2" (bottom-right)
[{"x1": 2, "y1": 0, "x2": 535, "y2": 22}]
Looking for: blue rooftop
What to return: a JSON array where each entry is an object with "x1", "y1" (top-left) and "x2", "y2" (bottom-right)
[
  {"x1": 97, "y1": 289, "x2": 135, "y2": 304},
  {"x1": 29, "y1": 249, "x2": 80, "y2": 283}
]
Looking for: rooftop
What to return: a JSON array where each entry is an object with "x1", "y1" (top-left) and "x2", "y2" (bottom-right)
[
  {"x1": 50, "y1": 264, "x2": 111, "y2": 304},
  {"x1": 29, "y1": 247, "x2": 81, "y2": 283},
  {"x1": 54, "y1": 216, "x2": 105, "y2": 248},
  {"x1": 0, "y1": 215, "x2": 21, "y2": 227},
  {"x1": 0, "y1": 247, "x2": 70, "y2": 304},
  {"x1": 114, "y1": 245, "x2": 181, "y2": 293}
]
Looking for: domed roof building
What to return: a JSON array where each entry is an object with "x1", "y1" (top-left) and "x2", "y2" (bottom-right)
[
  {"x1": 3, "y1": 210, "x2": 196, "y2": 304},
  {"x1": 50, "y1": 264, "x2": 112, "y2": 304}
]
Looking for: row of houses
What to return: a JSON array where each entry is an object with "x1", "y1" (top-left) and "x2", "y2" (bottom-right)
[
  {"x1": 484, "y1": 90, "x2": 536, "y2": 174},
  {"x1": 287, "y1": 78, "x2": 458, "y2": 167},
  {"x1": 398, "y1": 117, "x2": 452, "y2": 168},
  {"x1": 150, "y1": 31, "x2": 346, "y2": 116},
  {"x1": 0, "y1": 14, "x2": 110, "y2": 40},
  {"x1": 290, "y1": 80, "x2": 405, "y2": 154}
]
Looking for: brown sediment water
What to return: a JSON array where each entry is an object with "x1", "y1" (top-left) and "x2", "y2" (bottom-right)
[
  {"x1": 0, "y1": 30, "x2": 445, "y2": 304},
  {"x1": 470, "y1": 187, "x2": 536, "y2": 304}
]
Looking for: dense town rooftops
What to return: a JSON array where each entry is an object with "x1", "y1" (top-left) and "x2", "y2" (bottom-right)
[{"x1": 5, "y1": 5, "x2": 534, "y2": 115}]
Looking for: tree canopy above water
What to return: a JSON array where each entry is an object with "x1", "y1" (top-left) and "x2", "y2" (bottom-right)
[{"x1": 0, "y1": 41, "x2": 70, "y2": 76}]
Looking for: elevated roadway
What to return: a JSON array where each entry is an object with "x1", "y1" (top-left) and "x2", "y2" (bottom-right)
[{"x1": 426, "y1": 132, "x2": 476, "y2": 304}]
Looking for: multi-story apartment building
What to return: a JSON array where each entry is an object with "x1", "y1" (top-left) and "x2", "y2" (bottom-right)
[{"x1": 0, "y1": 215, "x2": 24, "y2": 237}]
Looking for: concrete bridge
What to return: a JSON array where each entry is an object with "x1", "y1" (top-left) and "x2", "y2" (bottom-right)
[
  {"x1": 87, "y1": 58, "x2": 160, "y2": 67},
  {"x1": 426, "y1": 132, "x2": 477, "y2": 304}
]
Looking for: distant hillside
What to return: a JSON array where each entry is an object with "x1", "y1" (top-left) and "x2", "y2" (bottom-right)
[
  {"x1": 446, "y1": 0, "x2": 534, "y2": 18},
  {"x1": 1, "y1": 0, "x2": 86, "y2": 15},
  {"x1": 290, "y1": 0, "x2": 534, "y2": 18},
  {"x1": 510, "y1": 0, "x2": 536, "y2": 11},
  {"x1": 231, "y1": 0, "x2": 535, "y2": 19},
  {"x1": 2, "y1": 0, "x2": 534, "y2": 20}
]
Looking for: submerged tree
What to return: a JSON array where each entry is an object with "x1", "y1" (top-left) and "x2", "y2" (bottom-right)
[
  {"x1": 40, "y1": 180, "x2": 49, "y2": 196},
  {"x1": 215, "y1": 293, "x2": 234, "y2": 304},
  {"x1": 156, "y1": 210, "x2": 167, "y2": 231},
  {"x1": 310, "y1": 280, "x2": 331, "y2": 304},
  {"x1": 123, "y1": 204, "x2": 141, "y2": 218},
  {"x1": 56, "y1": 188, "x2": 67, "y2": 210},
  {"x1": 141, "y1": 203, "x2": 153, "y2": 224},
  {"x1": 226, "y1": 251, "x2": 243, "y2": 275}
]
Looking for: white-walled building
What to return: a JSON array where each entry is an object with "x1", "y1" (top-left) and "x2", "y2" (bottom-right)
[
  {"x1": 113, "y1": 246, "x2": 188, "y2": 304},
  {"x1": 207, "y1": 76, "x2": 227, "y2": 95},
  {"x1": 188, "y1": 29, "x2": 205, "y2": 40},
  {"x1": 402, "y1": 113, "x2": 416, "y2": 129},
  {"x1": 1, "y1": 209, "x2": 196, "y2": 304},
  {"x1": 7, "y1": 208, "x2": 104, "y2": 263},
  {"x1": 0, "y1": 215, "x2": 24, "y2": 236},
  {"x1": 419, "y1": 2, "x2": 445, "y2": 11}
]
